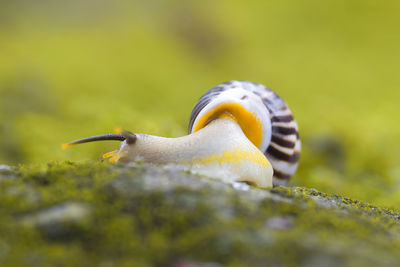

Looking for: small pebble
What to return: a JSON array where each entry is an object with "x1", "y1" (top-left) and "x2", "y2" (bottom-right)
[
  {"x1": 0, "y1": 164, "x2": 12, "y2": 175},
  {"x1": 265, "y1": 216, "x2": 294, "y2": 230},
  {"x1": 232, "y1": 182, "x2": 250, "y2": 191}
]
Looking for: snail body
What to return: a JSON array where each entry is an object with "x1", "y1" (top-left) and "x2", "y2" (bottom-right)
[{"x1": 63, "y1": 81, "x2": 300, "y2": 187}]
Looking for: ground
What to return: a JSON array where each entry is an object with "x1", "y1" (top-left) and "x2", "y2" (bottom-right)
[{"x1": 0, "y1": 161, "x2": 399, "y2": 266}]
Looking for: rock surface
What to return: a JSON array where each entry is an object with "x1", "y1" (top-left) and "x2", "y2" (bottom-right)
[{"x1": 0, "y1": 161, "x2": 399, "y2": 266}]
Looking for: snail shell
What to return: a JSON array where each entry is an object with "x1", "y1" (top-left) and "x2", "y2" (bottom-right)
[{"x1": 188, "y1": 81, "x2": 301, "y2": 186}]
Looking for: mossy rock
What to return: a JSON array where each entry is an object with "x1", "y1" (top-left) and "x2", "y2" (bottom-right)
[{"x1": 0, "y1": 161, "x2": 399, "y2": 266}]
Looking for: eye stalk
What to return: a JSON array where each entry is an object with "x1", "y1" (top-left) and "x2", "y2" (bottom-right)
[{"x1": 61, "y1": 132, "x2": 136, "y2": 149}]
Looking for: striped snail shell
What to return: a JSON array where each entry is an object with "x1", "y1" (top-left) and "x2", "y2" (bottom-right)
[
  {"x1": 188, "y1": 81, "x2": 300, "y2": 186},
  {"x1": 62, "y1": 80, "x2": 300, "y2": 188}
]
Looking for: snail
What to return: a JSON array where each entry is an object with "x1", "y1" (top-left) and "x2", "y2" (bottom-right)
[{"x1": 62, "y1": 81, "x2": 300, "y2": 188}]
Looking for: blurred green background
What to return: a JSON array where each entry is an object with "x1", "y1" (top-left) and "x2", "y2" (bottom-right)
[{"x1": 1, "y1": 0, "x2": 399, "y2": 207}]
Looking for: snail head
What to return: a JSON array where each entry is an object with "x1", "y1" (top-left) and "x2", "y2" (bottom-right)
[{"x1": 62, "y1": 128, "x2": 137, "y2": 162}]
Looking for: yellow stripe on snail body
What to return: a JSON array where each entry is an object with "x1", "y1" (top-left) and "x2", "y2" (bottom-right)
[{"x1": 62, "y1": 81, "x2": 301, "y2": 188}]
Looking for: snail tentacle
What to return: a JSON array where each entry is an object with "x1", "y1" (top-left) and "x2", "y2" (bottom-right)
[{"x1": 61, "y1": 133, "x2": 136, "y2": 149}]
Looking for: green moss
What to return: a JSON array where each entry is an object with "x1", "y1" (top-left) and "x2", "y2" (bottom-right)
[
  {"x1": 0, "y1": 161, "x2": 399, "y2": 266},
  {"x1": 1, "y1": 0, "x2": 400, "y2": 209}
]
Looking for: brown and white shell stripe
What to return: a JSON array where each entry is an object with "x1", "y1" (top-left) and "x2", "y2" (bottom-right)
[{"x1": 188, "y1": 81, "x2": 301, "y2": 186}]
